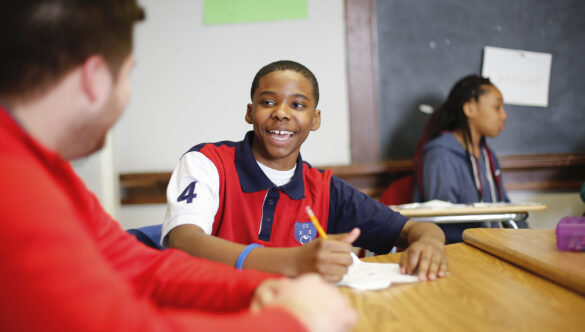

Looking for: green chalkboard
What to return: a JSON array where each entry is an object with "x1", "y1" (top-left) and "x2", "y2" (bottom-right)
[{"x1": 375, "y1": 0, "x2": 585, "y2": 158}]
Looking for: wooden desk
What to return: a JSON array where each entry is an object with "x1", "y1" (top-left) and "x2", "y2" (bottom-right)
[
  {"x1": 339, "y1": 243, "x2": 585, "y2": 332},
  {"x1": 393, "y1": 203, "x2": 547, "y2": 228},
  {"x1": 463, "y1": 228, "x2": 585, "y2": 296}
]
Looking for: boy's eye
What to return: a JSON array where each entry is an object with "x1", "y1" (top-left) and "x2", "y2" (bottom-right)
[
  {"x1": 291, "y1": 102, "x2": 306, "y2": 109},
  {"x1": 261, "y1": 100, "x2": 276, "y2": 106}
]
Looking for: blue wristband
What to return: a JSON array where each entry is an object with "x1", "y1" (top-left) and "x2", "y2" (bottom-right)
[{"x1": 236, "y1": 243, "x2": 264, "y2": 270}]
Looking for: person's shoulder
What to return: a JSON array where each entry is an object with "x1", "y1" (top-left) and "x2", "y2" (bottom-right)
[
  {"x1": 300, "y1": 161, "x2": 335, "y2": 197},
  {"x1": 302, "y1": 161, "x2": 333, "y2": 180},
  {"x1": 0, "y1": 154, "x2": 71, "y2": 206},
  {"x1": 425, "y1": 132, "x2": 464, "y2": 156},
  {"x1": 186, "y1": 139, "x2": 239, "y2": 154},
  {"x1": 426, "y1": 132, "x2": 457, "y2": 147},
  {"x1": 180, "y1": 138, "x2": 245, "y2": 167}
]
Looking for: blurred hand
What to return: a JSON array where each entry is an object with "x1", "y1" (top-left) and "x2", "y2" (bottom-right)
[
  {"x1": 399, "y1": 236, "x2": 448, "y2": 281},
  {"x1": 252, "y1": 274, "x2": 358, "y2": 332},
  {"x1": 294, "y1": 228, "x2": 360, "y2": 282}
]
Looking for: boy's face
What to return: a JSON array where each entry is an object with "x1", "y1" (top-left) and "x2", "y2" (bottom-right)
[{"x1": 246, "y1": 70, "x2": 321, "y2": 171}]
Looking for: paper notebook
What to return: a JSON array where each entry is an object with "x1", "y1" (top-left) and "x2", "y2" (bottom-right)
[{"x1": 336, "y1": 253, "x2": 419, "y2": 291}]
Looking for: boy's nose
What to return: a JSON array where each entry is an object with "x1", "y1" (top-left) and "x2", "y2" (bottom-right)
[
  {"x1": 501, "y1": 107, "x2": 508, "y2": 120},
  {"x1": 272, "y1": 104, "x2": 291, "y2": 120}
]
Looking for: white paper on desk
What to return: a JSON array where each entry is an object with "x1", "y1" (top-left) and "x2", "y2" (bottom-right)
[
  {"x1": 391, "y1": 199, "x2": 465, "y2": 210},
  {"x1": 336, "y1": 253, "x2": 419, "y2": 291},
  {"x1": 471, "y1": 202, "x2": 507, "y2": 207},
  {"x1": 472, "y1": 201, "x2": 543, "y2": 208}
]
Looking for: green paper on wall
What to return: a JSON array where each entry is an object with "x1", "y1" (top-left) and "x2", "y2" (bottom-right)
[{"x1": 203, "y1": 0, "x2": 308, "y2": 25}]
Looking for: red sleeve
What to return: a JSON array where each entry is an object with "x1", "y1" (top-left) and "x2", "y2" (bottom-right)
[
  {"x1": 90, "y1": 193, "x2": 276, "y2": 312},
  {"x1": 0, "y1": 157, "x2": 306, "y2": 332}
]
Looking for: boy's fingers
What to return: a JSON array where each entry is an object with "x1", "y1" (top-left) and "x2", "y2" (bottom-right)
[
  {"x1": 416, "y1": 250, "x2": 433, "y2": 281},
  {"x1": 315, "y1": 257, "x2": 351, "y2": 282},
  {"x1": 342, "y1": 227, "x2": 361, "y2": 243},
  {"x1": 399, "y1": 252, "x2": 406, "y2": 273},
  {"x1": 317, "y1": 250, "x2": 353, "y2": 267},
  {"x1": 425, "y1": 256, "x2": 441, "y2": 281},
  {"x1": 327, "y1": 228, "x2": 361, "y2": 244},
  {"x1": 438, "y1": 259, "x2": 449, "y2": 278},
  {"x1": 322, "y1": 272, "x2": 345, "y2": 283},
  {"x1": 401, "y1": 249, "x2": 420, "y2": 275},
  {"x1": 320, "y1": 266, "x2": 349, "y2": 283},
  {"x1": 399, "y1": 251, "x2": 409, "y2": 273}
]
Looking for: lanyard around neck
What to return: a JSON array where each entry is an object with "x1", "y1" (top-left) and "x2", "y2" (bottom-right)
[{"x1": 468, "y1": 147, "x2": 497, "y2": 202}]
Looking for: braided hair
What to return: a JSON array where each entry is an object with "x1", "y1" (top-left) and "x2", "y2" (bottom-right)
[{"x1": 413, "y1": 74, "x2": 494, "y2": 199}]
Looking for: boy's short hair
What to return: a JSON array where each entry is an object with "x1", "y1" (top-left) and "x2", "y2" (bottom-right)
[
  {"x1": 0, "y1": 0, "x2": 145, "y2": 103},
  {"x1": 250, "y1": 60, "x2": 320, "y2": 106}
]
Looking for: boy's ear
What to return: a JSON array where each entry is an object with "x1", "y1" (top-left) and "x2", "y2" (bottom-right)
[
  {"x1": 310, "y1": 109, "x2": 321, "y2": 131},
  {"x1": 245, "y1": 103, "x2": 253, "y2": 124},
  {"x1": 80, "y1": 55, "x2": 113, "y2": 111}
]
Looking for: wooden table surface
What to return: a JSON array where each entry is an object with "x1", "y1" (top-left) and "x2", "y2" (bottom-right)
[
  {"x1": 338, "y1": 243, "x2": 585, "y2": 332},
  {"x1": 463, "y1": 228, "x2": 585, "y2": 296},
  {"x1": 393, "y1": 203, "x2": 547, "y2": 218}
]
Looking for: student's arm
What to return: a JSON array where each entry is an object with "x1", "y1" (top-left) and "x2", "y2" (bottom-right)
[
  {"x1": 326, "y1": 176, "x2": 447, "y2": 281},
  {"x1": 167, "y1": 224, "x2": 360, "y2": 282},
  {"x1": 95, "y1": 192, "x2": 357, "y2": 332},
  {"x1": 164, "y1": 152, "x2": 359, "y2": 282},
  {"x1": 1, "y1": 158, "x2": 309, "y2": 332},
  {"x1": 395, "y1": 220, "x2": 448, "y2": 281},
  {"x1": 162, "y1": 152, "x2": 221, "y2": 243}
]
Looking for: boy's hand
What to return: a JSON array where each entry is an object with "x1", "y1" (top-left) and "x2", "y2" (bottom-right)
[
  {"x1": 294, "y1": 228, "x2": 360, "y2": 282},
  {"x1": 251, "y1": 274, "x2": 357, "y2": 332},
  {"x1": 399, "y1": 236, "x2": 448, "y2": 281}
]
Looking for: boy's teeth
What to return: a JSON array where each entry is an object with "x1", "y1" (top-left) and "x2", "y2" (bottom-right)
[{"x1": 270, "y1": 130, "x2": 293, "y2": 135}]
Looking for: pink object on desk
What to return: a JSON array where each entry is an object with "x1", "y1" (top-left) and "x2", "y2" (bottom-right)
[{"x1": 556, "y1": 216, "x2": 585, "y2": 251}]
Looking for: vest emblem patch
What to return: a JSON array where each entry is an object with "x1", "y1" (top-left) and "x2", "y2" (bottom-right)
[{"x1": 294, "y1": 221, "x2": 317, "y2": 245}]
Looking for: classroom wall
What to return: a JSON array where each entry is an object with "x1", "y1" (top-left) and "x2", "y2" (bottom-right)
[
  {"x1": 375, "y1": 0, "x2": 585, "y2": 159},
  {"x1": 73, "y1": 0, "x2": 583, "y2": 231},
  {"x1": 76, "y1": 0, "x2": 350, "y2": 229},
  {"x1": 508, "y1": 192, "x2": 584, "y2": 229}
]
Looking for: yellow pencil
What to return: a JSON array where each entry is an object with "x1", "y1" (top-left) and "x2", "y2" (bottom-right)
[{"x1": 305, "y1": 206, "x2": 328, "y2": 239}]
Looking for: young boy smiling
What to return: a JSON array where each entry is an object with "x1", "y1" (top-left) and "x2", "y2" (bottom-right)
[{"x1": 163, "y1": 60, "x2": 448, "y2": 282}]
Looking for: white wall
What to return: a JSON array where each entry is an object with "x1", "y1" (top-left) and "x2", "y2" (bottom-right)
[
  {"x1": 73, "y1": 0, "x2": 584, "y2": 231},
  {"x1": 508, "y1": 192, "x2": 584, "y2": 229},
  {"x1": 112, "y1": 0, "x2": 350, "y2": 228},
  {"x1": 71, "y1": 133, "x2": 117, "y2": 215}
]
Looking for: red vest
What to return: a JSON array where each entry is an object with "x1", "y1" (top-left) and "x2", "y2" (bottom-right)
[{"x1": 195, "y1": 135, "x2": 332, "y2": 247}]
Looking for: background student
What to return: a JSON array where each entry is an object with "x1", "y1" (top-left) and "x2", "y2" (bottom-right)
[
  {"x1": 0, "y1": 2, "x2": 356, "y2": 331},
  {"x1": 412, "y1": 74, "x2": 527, "y2": 244},
  {"x1": 163, "y1": 60, "x2": 448, "y2": 282}
]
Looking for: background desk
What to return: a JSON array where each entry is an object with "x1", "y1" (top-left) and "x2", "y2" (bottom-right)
[
  {"x1": 393, "y1": 203, "x2": 547, "y2": 228},
  {"x1": 463, "y1": 228, "x2": 585, "y2": 296},
  {"x1": 339, "y1": 243, "x2": 585, "y2": 332}
]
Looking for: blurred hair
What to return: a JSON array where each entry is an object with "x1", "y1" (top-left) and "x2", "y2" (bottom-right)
[
  {"x1": 413, "y1": 74, "x2": 494, "y2": 197},
  {"x1": 0, "y1": 0, "x2": 145, "y2": 103}
]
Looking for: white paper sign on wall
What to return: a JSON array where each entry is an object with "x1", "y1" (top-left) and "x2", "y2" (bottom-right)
[{"x1": 482, "y1": 46, "x2": 552, "y2": 107}]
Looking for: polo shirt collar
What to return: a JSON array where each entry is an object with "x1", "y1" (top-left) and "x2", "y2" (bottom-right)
[{"x1": 235, "y1": 131, "x2": 305, "y2": 200}]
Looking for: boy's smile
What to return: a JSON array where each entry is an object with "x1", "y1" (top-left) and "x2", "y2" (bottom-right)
[{"x1": 246, "y1": 70, "x2": 321, "y2": 171}]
